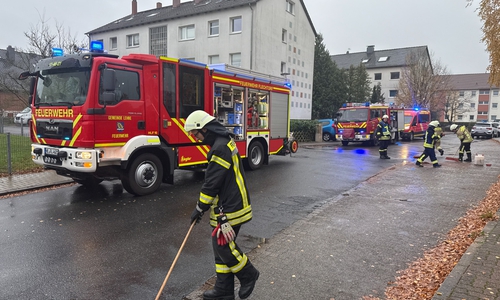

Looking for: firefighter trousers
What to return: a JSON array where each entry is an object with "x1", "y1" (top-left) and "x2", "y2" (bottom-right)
[
  {"x1": 417, "y1": 147, "x2": 439, "y2": 165},
  {"x1": 459, "y1": 142, "x2": 471, "y2": 160},
  {"x1": 211, "y1": 225, "x2": 258, "y2": 293}
]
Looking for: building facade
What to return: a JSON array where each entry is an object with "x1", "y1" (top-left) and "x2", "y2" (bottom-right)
[
  {"x1": 330, "y1": 45, "x2": 431, "y2": 105},
  {"x1": 447, "y1": 73, "x2": 499, "y2": 123},
  {"x1": 86, "y1": 0, "x2": 316, "y2": 119}
]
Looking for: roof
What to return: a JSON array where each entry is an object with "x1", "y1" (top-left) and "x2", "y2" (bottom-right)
[
  {"x1": 446, "y1": 73, "x2": 496, "y2": 90},
  {"x1": 330, "y1": 45, "x2": 429, "y2": 70},
  {"x1": 87, "y1": 0, "x2": 317, "y2": 36}
]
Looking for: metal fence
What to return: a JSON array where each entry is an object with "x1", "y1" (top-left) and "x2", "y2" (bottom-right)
[{"x1": 0, "y1": 116, "x2": 36, "y2": 175}]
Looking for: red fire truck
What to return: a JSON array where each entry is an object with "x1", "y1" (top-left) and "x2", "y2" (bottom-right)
[
  {"x1": 335, "y1": 102, "x2": 429, "y2": 146},
  {"x1": 19, "y1": 41, "x2": 296, "y2": 196}
]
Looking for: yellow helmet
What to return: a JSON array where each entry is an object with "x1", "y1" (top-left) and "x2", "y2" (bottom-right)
[{"x1": 184, "y1": 110, "x2": 215, "y2": 132}]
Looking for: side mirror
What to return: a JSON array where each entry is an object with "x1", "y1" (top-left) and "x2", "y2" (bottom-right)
[{"x1": 18, "y1": 71, "x2": 31, "y2": 80}]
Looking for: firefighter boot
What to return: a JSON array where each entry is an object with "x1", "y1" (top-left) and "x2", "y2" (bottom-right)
[
  {"x1": 203, "y1": 273, "x2": 235, "y2": 300},
  {"x1": 379, "y1": 153, "x2": 385, "y2": 159},
  {"x1": 384, "y1": 154, "x2": 391, "y2": 159},
  {"x1": 236, "y1": 262, "x2": 259, "y2": 299},
  {"x1": 433, "y1": 164, "x2": 442, "y2": 168},
  {"x1": 458, "y1": 154, "x2": 463, "y2": 162},
  {"x1": 464, "y1": 153, "x2": 472, "y2": 162}
]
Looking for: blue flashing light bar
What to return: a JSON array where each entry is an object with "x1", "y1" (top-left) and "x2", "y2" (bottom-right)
[
  {"x1": 413, "y1": 106, "x2": 420, "y2": 111},
  {"x1": 284, "y1": 82, "x2": 292, "y2": 89},
  {"x1": 90, "y1": 40, "x2": 104, "y2": 53},
  {"x1": 52, "y1": 48, "x2": 64, "y2": 57}
]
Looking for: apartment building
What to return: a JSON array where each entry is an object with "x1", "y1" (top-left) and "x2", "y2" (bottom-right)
[
  {"x1": 330, "y1": 45, "x2": 431, "y2": 104},
  {"x1": 448, "y1": 73, "x2": 499, "y2": 122},
  {"x1": 86, "y1": 0, "x2": 317, "y2": 120}
]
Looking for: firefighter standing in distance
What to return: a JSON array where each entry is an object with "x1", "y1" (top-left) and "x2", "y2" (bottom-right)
[
  {"x1": 375, "y1": 114, "x2": 391, "y2": 159},
  {"x1": 434, "y1": 124, "x2": 445, "y2": 156},
  {"x1": 450, "y1": 124, "x2": 473, "y2": 162},
  {"x1": 416, "y1": 120, "x2": 442, "y2": 168},
  {"x1": 184, "y1": 110, "x2": 259, "y2": 300}
]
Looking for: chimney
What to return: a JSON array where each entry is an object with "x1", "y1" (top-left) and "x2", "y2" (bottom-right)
[
  {"x1": 173, "y1": 0, "x2": 180, "y2": 8},
  {"x1": 6, "y1": 46, "x2": 15, "y2": 62},
  {"x1": 194, "y1": 0, "x2": 203, "y2": 3},
  {"x1": 132, "y1": 0, "x2": 137, "y2": 15},
  {"x1": 156, "y1": 2, "x2": 162, "y2": 8},
  {"x1": 367, "y1": 45, "x2": 374, "y2": 55}
]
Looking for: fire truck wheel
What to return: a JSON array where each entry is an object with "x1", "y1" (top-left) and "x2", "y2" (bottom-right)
[
  {"x1": 244, "y1": 142, "x2": 264, "y2": 170},
  {"x1": 290, "y1": 140, "x2": 299, "y2": 153},
  {"x1": 122, "y1": 153, "x2": 163, "y2": 196},
  {"x1": 410, "y1": 132, "x2": 414, "y2": 141}
]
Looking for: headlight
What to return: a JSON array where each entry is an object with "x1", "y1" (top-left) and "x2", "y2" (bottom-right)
[{"x1": 75, "y1": 151, "x2": 92, "y2": 159}]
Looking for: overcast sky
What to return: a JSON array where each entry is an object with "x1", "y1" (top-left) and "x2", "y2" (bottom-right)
[{"x1": 1, "y1": 0, "x2": 489, "y2": 74}]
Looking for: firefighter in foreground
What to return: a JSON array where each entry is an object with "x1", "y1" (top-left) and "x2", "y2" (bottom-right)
[
  {"x1": 185, "y1": 110, "x2": 259, "y2": 300},
  {"x1": 450, "y1": 123, "x2": 473, "y2": 162},
  {"x1": 416, "y1": 120, "x2": 442, "y2": 168},
  {"x1": 375, "y1": 114, "x2": 391, "y2": 159}
]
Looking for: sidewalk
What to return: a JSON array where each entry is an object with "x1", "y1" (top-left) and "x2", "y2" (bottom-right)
[{"x1": 1, "y1": 140, "x2": 499, "y2": 300}]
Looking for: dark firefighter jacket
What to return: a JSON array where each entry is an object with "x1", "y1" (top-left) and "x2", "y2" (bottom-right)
[
  {"x1": 196, "y1": 121, "x2": 252, "y2": 228},
  {"x1": 376, "y1": 120, "x2": 391, "y2": 141},
  {"x1": 424, "y1": 126, "x2": 441, "y2": 148}
]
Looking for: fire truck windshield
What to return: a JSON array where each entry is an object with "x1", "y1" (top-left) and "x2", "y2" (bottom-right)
[
  {"x1": 35, "y1": 68, "x2": 90, "y2": 107},
  {"x1": 337, "y1": 108, "x2": 369, "y2": 122}
]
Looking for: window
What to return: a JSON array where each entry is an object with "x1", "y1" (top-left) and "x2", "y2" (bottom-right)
[
  {"x1": 389, "y1": 90, "x2": 398, "y2": 97},
  {"x1": 209, "y1": 20, "x2": 219, "y2": 36},
  {"x1": 458, "y1": 115, "x2": 463, "y2": 120},
  {"x1": 390, "y1": 72, "x2": 400, "y2": 79},
  {"x1": 282, "y1": 29, "x2": 287, "y2": 43},
  {"x1": 480, "y1": 90, "x2": 489, "y2": 95},
  {"x1": 471, "y1": 103, "x2": 476, "y2": 108},
  {"x1": 150, "y1": 26, "x2": 168, "y2": 56},
  {"x1": 163, "y1": 62, "x2": 176, "y2": 116},
  {"x1": 479, "y1": 101, "x2": 489, "y2": 104},
  {"x1": 179, "y1": 25, "x2": 195, "y2": 40},
  {"x1": 281, "y1": 62, "x2": 287, "y2": 74},
  {"x1": 492, "y1": 115, "x2": 497, "y2": 120},
  {"x1": 470, "y1": 115, "x2": 474, "y2": 120},
  {"x1": 127, "y1": 34, "x2": 140, "y2": 47},
  {"x1": 374, "y1": 73, "x2": 381, "y2": 80},
  {"x1": 378, "y1": 56, "x2": 389, "y2": 62},
  {"x1": 230, "y1": 53, "x2": 241, "y2": 67},
  {"x1": 472, "y1": 91, "x2": 477, "y2": 96},
  {"x1": 110, "y1": 37, "x2": 117, "y2": 50},
  {"x1": 231, "y1": 17, "x2": 242, "y2": 33},
  {"x1": 179, "y1": 65, "x2": 205, "y2": 118},
  {"x1": 494, "y1": 90, "x2": 499, "y2": 96},
  {"x1": 361, "y1": 58, "x2": 370, "y2": 63},
  {"x1": 493, "y1": 103, "x2": 498, "y2": 108},
  {"x1": 459, "y1": 91, "x2": 465, "y2": 97},
  {"x1": 209, "y1": 55, "x2": 219, "y2": 64},
  {"x1": 286, "y1": 0, "x2": 295, "y2": 14},
  {"x1": 99, "y1": 69, "x2": 140, "y2": 105}
]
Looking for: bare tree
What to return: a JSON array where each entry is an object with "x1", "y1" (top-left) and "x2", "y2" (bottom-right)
[
  {"x1": 395, "y1": 49, "x2": 451, "y2": 114},
  {"x1": 443, "y1": 90, "x2": 476, "y2": 122},
  {"x1": 0, "y1": 11, "x2": 87, "y2": 110}
]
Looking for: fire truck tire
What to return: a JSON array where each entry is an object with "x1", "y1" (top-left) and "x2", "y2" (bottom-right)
[
  {"x1": 290, "y1": 139, "x2": 299, "y2": 153},
  {"x1": 122, "y1": 153, "x2": 163, "y2": 196},
  {"x1": 410, "y1": 132, "x2": 414, "y2": 141},
  {"x1": 244, "y1": 141, "x2": 264, "y2": 170},
  {"x1": 341, "y1": 141, "x2": 349, "y2": 146}
]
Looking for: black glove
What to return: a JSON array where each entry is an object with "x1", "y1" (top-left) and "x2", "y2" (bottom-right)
[
  {"x1": 190, "y1": 206, "x2": 204, "y2": 225},
  {"x1": 438, "y1": 149, "x2": 444, "y2": 156}
]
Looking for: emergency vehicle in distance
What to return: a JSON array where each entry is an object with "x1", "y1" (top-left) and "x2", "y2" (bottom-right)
[
  {"x1": 335, "y1": 102, "x2": 430, "y2": 146},
  {"x1": 19, "y1": 41, "x2": 297, "y2": 196}
]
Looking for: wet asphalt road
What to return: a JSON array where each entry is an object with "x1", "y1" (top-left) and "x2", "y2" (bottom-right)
[{"x1": 1, "y1": 138, "x2": 440, "y2": 299}]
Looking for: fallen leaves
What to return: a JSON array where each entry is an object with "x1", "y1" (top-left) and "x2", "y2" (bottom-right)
[{"x1": 364, "y1": 176, "x2": 500, "y2": 300}]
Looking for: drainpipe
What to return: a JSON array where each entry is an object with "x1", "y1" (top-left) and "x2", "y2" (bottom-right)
[{"x1": 248, "y1": 3, "x2": 254, "y2": 70}]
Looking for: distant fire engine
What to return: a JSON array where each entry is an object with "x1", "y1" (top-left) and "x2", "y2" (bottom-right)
[
  {"x1": 335, "y1": 102, "x2": 429, "y2": 146},
  {"x1": 19, "y1": 41, "x2": 297, "y2": 196}
]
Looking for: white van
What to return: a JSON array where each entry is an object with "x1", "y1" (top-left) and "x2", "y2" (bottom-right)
[{"x1": 14, "y1": 107, "x2": 31, "y2": 125}]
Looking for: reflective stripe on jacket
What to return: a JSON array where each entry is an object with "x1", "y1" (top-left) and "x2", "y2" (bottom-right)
[
  {"x1": 197, "y1": 136, "x2": 252, "y2": 227},
  {"x1": 457, "y1": 125, "x2": 473, "y2": 143}
]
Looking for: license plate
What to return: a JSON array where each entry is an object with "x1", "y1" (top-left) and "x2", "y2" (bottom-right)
[
  {"x1": 45, "y1": 148, "x2": 59, "y2": 156},
  {"x1": 43, "y1": 156, "x2": 62, "y2": 165}
]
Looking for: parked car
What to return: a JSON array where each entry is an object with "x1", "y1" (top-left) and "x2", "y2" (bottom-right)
[
  {"x1": 318, "y1": 119, "x2": 337, "y2": 142},
  {"x1": 471, "y1": 121, "x2": 499, "y2": 138},
  {"x1": 14, "y1": 107, "x2": 31, "y2": 125}
]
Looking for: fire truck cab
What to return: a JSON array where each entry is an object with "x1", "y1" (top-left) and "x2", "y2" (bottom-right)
[{"x1": 399, "y1": 109, "x2": 430, "y2": 141}]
